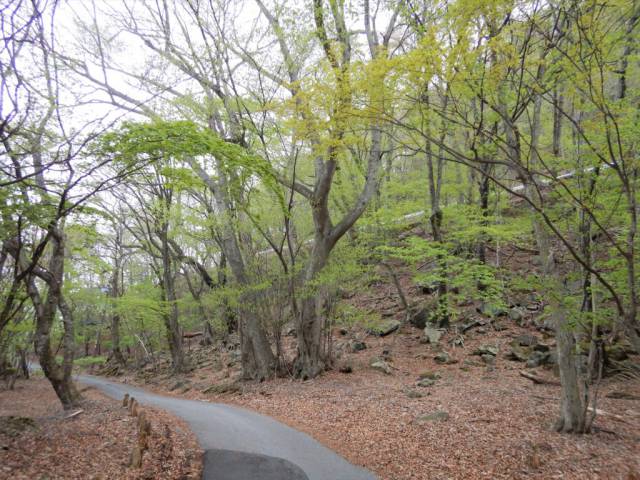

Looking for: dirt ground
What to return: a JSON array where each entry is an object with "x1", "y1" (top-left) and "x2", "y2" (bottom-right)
[{"x1": 0, "y1": 377, "x2": 202, "y2": 480}]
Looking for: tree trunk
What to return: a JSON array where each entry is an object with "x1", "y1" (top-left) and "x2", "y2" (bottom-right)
[
  {"x1": 159, "y1": 262, "x2": 185, "y2": 373},
  {"x1": 183, "y1": 267, "x2": 214, "y2": 346},
  {"x1": 28, "y1": 228, "x2": 81, "y2": 410},
  {"x1": 554, "y1": 303, "x2": 587, "y2": 433},
  {"x1": 500, "y1": 55, "x2": 587, "y2": 431},
  {"x1": 427, "y1": 135, "x2": 449, "y2": 328},
  {"x1": 552, "y1": 88, "x2": 564, "y2": 157},
  {"x1": 294, "y1": 240, "x2": 331, "y2": 379},
  {"x1": 110, "y1": 233, "x2": 126, "y2": 366},
  {"x1": 18, "y1": 348, "x2": 29, "y2": 379},
  {"x1": 95, "y1": 329, "x2": 102, "y2": 356},
  {"x1": 476, "y1": 164, "x2": 491, "y2": 263},
  {"x1": 111, "y1": 311, "x2": 126, "y2": 365},
  {"x1": 190, "y1": 158, "x2": 277, "y2": 380},
  {"x1": 202, "y1": 320, "x2": 214, "y2": 346},
  {"x1": 617, "y1": 8, "x2": 640, "y2": 351},
  {"x1": 150, "y1": 186, "x2": 186, "y2": 373}
]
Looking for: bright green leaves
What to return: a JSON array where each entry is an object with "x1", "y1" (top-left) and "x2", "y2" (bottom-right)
[
  {"x1": 377, "y1": 235, "x2": 505, "y2": 322},
  {"x1": 99, "y1": 119, "x2": 280, "y2": 193},
  {"x1": 101, "y1": 120, "x2": 223, "y2": 163}
]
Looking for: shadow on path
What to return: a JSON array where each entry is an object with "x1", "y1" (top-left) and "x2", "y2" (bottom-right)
[{"x1": 204, "y1": 449, "x2": 309, "y2": 480}]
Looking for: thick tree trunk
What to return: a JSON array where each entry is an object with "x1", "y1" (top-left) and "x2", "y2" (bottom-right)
[
  {"x1": 295, "y1": 296, "x2": 327, "y2": 379},
  {"x1": 221, "y1": 225, "x2": 276, "y2": 380},
  {"x1": 554, "y1": 305, "x2": 587, "y2": 433},
  {"x1": 190, "y1": 158, "x2": 277, "y2": 380},
  {"x1": 242, "y1": 308, "x2": 276, "y2": 380},
  {"x1": 28, "y1": 229, "x2": 81, "y2": 410},
  {"x1": 294, "y1": 240, "x2": 331, "y2": 379}
]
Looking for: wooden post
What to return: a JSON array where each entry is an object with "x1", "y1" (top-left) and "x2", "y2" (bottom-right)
[{"x1": 130, "y1": 410, "x2": 152, "y2": 468}]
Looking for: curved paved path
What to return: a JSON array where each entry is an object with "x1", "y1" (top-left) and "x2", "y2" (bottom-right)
[{"x1": 77, "y1": 375, "x2": 376, "y2": 480}]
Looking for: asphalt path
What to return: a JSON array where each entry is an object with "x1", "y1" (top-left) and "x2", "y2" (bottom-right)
[{"x1": 77, "y1": 375, "x2": 377, "y2": 480}]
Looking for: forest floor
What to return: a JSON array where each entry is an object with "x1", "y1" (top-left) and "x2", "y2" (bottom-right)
[
  {"x1": 92, "y1": 242, "x2": 640, "y2": 480},
  {"x1": 111, "y1": 292, "x2": 640, "y2": 479},
  {"x1": 0, "y1": 377, "x2": 202, "y2": 480}
]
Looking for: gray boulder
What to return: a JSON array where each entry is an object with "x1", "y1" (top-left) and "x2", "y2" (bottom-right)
[
  {"x1": 472, "y1": 344, "x2": 499, "y2": 356},
  {"x1": 526, "y1": 350, "x2": 550, "y2": 368},
  {"x1": 434, "y1": 351, "x2": 457, "y2": 364},
  {"x1": 422, "y1": 326, "x2": 443, "y2": 345},
  {"x1": 350, "y1": 341, "x2": 367, "y2": 352},
  {"x1": 477, "y1": 302, "x2": 507, "y2": 318},
  {"x1": 506, "y1": 344, "x2": 530, "y2": 362},
  {"x1": 481, "y1": 354, "x2": 496, "y2": 366},
  {"x1": 405, "y1": 389, "x2": 424, "y2": 399},
  {"x1": 509, "y1": 308, "x2": 524, "y2": 323},
  {"x1": 367, "y1": 320, "x2": 401, "y2": 337},
  {"x1": 410, "y1": 308, "x2": 429, "y2": 329},
  {"x1": 418, "y1": 371, "x2": 441, "y2": 380},
  {"x1": 416, "y1": 378, "x2": 436, "y2": 388},
  {"x1": 516, "y1": 334, "x2": 538, "y2": 347},
  {"x1": 371, "y1": 360, "x2": 392, "y2": 375}
]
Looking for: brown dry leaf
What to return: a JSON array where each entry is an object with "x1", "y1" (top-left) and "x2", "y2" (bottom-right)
[{"x1": 0, "y1": 379, "x2": 202, "y2": 480}]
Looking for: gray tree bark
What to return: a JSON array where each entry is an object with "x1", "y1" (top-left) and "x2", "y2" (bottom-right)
[
  {"x1": 27, "y1": 228, "x2": 81, "y2": 409},
  {"x1": 109, "y1": 225, "x2": 126, "y2": 366}
]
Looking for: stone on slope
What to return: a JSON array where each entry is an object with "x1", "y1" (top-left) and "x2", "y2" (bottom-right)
[
  {"x1": 434, "y1": 351, "x2": 457, "y2": 364},
  {"x1": 533, "y1": 343, "x2": 551, "y2": 353},
  {"x1": 508, "y1": 308, "x2": 524, "y2": 323},
  {"x1": 472, "y1": 344, "x2": 499, "y2": 356},
  {"x1": 418, "y1": 371, "x2": 441, "y2": 380},
  {"x1": 415, "y1": 411, "x2": 449, "y2": 423},
  {"x1": 477, "y1": 302, "x2": 507, "y2": 318},
  {"x1": 404, "y1": 389, "x2": 424, "y2": 399},
  {"x1": 416, "y1": 378, "x2": 436, "y2": 388},
  {"x1": 367, "y1": 320, "x2": 401, "y2": 337},
  {"x1": 370, "y1": 360, "x2": 392, "y2": 375},
  {"x1": 505, "y1": 344, "x2": 530, "y2": 362},
  {"x1": 526, "y1": 350, "x2": 550, "y2": 368},
  {"x1": 350, "y1": 341, "x2": 367, "y2": 352},
  {"x1": 338, "y1": 362, "x2": 353, "y2": 374},
  {"x1": 422, "y1": 326, "x2": 443, "y2": 345},
  {"x1": 480, "y1": 354, "x2": 495, "y2": 366},
  {"x1": 410, "y1": 308, "x2": 429, "y2": 329},
  {"x1": 516, "y1": 334, "x2": 538, "y2": 347}
]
